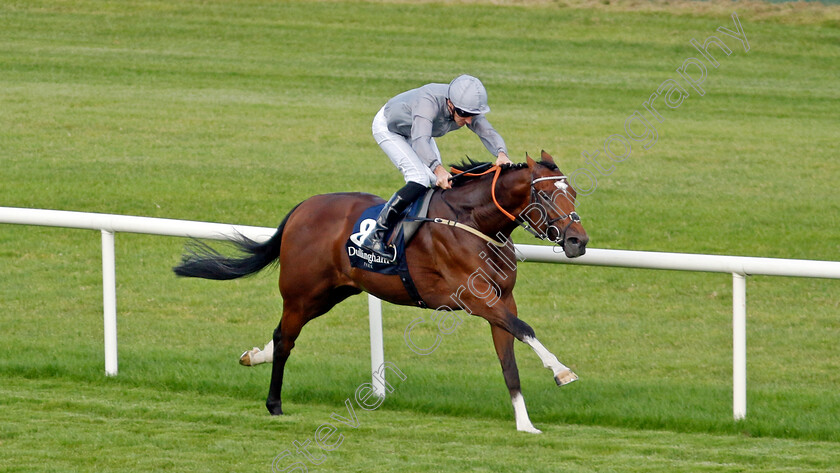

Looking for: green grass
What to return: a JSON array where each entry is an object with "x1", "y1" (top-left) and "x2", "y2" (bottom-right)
[{"x1": 1, "y1": 0, "x2": 839, "y2": 471}]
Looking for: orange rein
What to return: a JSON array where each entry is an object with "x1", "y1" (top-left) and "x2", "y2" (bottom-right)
[{"x1": 449, "y1": 165, "x2": 519, "y2": 222}]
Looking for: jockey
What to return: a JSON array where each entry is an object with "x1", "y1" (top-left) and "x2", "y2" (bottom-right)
[{"x1": 363, "y1": 74, "x2": 513, "y2": 259}]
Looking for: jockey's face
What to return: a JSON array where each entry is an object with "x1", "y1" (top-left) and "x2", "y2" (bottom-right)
[{"x1": 448, "y1": 100, "x2": 475, "y2": 127}]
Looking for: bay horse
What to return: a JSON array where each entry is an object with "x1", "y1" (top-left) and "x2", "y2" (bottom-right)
[{"x1": 173, "y1": 150, "x2": 588, "y2": 433}]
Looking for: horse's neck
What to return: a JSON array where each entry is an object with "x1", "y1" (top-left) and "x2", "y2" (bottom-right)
[{"x1": 443, "y1": 170, "x2": 530, "y2": 236}]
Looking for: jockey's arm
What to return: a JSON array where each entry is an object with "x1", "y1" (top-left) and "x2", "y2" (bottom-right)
[
  {"x1": 410, "y1": 115, "x2": 452, "y2": 188},
  {"x1": 468, "y1": 116, "x2": 510, "y2": 166},
  {"x1": 409, "y1": 116, "x2": 442, "y2": 169}
]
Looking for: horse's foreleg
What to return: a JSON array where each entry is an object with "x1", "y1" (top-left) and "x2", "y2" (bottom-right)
[
  {"x1": 491, "y1": 325, "x2": 541, "y2": 434},
  {"x1": 497, "y1": 311, "x2": 578, "y2": 387},
  {"x1": 522, "y1": 335, "x2": 578, "y2": 386},
  {"x1": 239, "y1": 339, "x2": 274, "y2": 366}
]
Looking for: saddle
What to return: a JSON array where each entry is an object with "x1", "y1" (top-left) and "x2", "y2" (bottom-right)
[
  {"x1": 391, "y1": 188, "x2": 436, "y2": 246},
  {"x1": 345, "y1": 189, "x2": 435, "y2": 307}
]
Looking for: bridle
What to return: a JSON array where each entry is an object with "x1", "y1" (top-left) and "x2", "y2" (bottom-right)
[
  {"x1": 449, "y1": 164, "x2": 582, "y2": 249},
  {"x1": 525, "y1": 176, "x2": 581, "y2": 248}
]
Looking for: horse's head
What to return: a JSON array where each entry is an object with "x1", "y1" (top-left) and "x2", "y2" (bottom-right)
[{"x1": 521, "y1": 150, "x2": 589, "y2": 258}]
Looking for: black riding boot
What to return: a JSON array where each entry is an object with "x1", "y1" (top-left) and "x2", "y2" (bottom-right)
[{"x1": 361, "y1": 182, "x2": 427, "y2": 260}]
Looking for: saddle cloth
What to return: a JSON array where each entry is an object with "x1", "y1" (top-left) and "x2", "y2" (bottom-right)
[{"x1": 345, "y1": 189, "x2": 434, "y2": 275}]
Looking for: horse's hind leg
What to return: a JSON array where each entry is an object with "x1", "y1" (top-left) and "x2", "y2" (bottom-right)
[
  {"x1": 265, "y1": 286, "x2": 360, "y2": 415},
  {"x1": 265, "y1": 310, "x2": 303, "y2": 415},
  {"x1": 491, "y1": 325, "x2": 541, "y2": 434}
]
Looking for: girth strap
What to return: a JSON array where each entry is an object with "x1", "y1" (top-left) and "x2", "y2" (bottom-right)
[{"x1": 398, "y1": 264, "x2": 428, "y2": 309}]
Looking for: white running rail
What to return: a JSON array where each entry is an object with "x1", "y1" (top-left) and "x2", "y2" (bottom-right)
[
  {"x1": 0, "y1": 207, "x2": 276, "y2": 377},
  {"x1": 515, "y1": 245, "x2": 840, "y2": 420},
  {"x1": 2, "y1": 206, "x2": 839, "y2": 420}
]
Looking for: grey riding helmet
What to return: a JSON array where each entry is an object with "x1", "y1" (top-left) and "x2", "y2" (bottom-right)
[{"x1": 448, "y1": 75, "x2": 491, "y2": 115}]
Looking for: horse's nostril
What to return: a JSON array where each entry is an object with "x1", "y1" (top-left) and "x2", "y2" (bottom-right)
[{"x1": 566, "y1": 237, "x2": 579, "y2": 247}]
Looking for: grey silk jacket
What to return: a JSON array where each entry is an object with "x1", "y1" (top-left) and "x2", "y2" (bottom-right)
[{"x1": 382, "y1": 83, "x2": 508, "y2": 169}]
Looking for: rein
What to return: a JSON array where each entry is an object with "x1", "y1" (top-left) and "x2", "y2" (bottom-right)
[{"x1": 450, "y1": 164, "x2": 517, "y2": 220}]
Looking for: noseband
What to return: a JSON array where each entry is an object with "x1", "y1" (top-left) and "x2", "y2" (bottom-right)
[{"x1": 518, "y1": 176, "x2": 581, "y2": 248}]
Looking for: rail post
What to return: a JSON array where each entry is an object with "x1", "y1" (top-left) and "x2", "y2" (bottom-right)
[
  {"x1": 101, "y1": 230, "x2": 118, "y2": 376},
  {"x1": 732, "y1": 272, "x2": 747, "y2": 420},
  {"x1": 368, "y1": 294, "x2": 385, "y2": 398}
]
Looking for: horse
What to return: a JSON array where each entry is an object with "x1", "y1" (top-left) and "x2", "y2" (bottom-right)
[{"x1": 173, "y1": 150, "x2": 588, "y2": 433}]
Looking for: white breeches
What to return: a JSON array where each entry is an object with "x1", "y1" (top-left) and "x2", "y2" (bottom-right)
[{"x1": 372, "y1": 106, "x2": 438, "y2": 187}]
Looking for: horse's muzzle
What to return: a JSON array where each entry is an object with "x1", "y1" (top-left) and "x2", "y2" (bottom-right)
[{"x1": 562, "y1": 234, "x2": 588, "y2": 258}]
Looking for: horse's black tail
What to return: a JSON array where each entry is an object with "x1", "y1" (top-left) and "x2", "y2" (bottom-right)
[{"x1": 173, "y1": 203, "x2": 301, "y2": 280}]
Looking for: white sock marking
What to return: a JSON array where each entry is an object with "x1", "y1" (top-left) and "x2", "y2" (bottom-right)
[
  {"x1": 523, "y1": 336, "x2": 568, "y2": 376},
  {"x1": 511, "y1": 392, "x2": 541, "y2": 434},
  {"x1": 249, "y1": 339, "x2": 274, "y2": 364}
]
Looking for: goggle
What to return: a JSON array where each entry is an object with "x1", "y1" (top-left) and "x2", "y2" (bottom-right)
[{"x1": 453, "y1": 106, "x2": 478, "y2": 118}]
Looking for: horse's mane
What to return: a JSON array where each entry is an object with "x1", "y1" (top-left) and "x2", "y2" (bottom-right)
[
  {"x1": 450, "y1": 157, "x2": 518, "y2": 173},
  {"x1": 449, "y1": 156, "x2": 557, "y2": 187}
]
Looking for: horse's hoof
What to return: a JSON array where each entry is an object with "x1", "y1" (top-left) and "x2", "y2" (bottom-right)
[
  {"x1": 239, "y1": 350, "x2": 253, "y2": 366},
  {"x1": 554, "y1": 369, "x2": 578, "y2": 386},
  {"x1": 266, "y1": 402, "x2": 283, "y2": 416},
  {"x1": 517, "y1": 425, "x2": 543, "y2": 434},
  {"x1": 239, "y1": 347, "x2": 261, "y2": 366}
]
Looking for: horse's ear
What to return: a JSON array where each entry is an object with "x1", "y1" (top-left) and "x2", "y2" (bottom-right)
[
  {"x1": 526, "y1": 152, "x2": 536, "y2": 169},
  {"x1": 540, "y1": 150, "x2": 555, "y2": 163}
]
